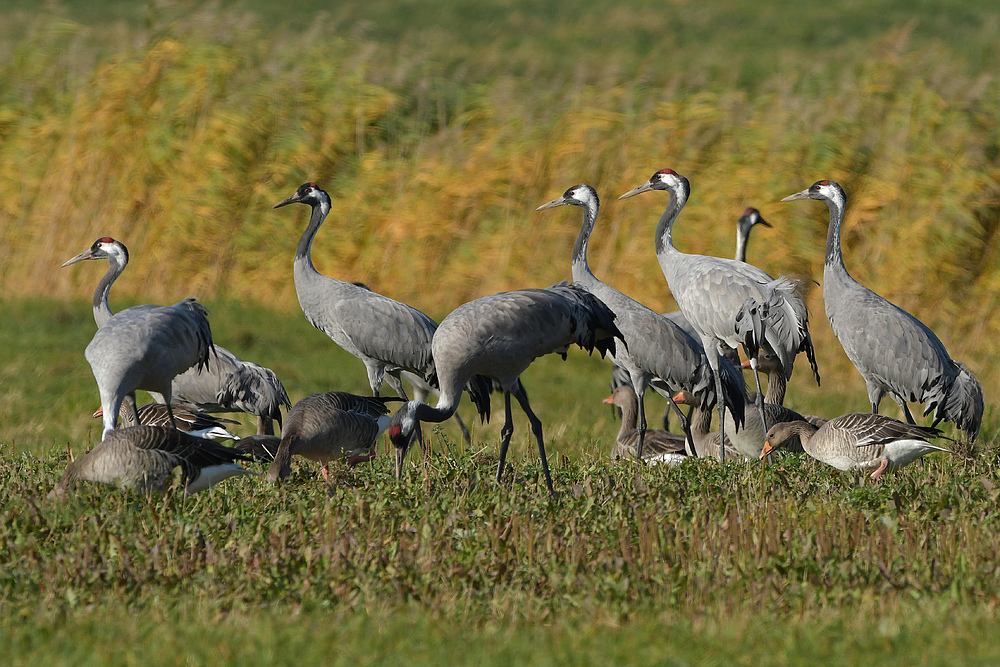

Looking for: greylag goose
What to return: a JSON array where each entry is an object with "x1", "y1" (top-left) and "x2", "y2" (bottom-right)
[
  {"x1": 760, "y1": 413, "x2": 951, "y2": 479},
  {"x1": 603, "y1": 386, "x2": 687, "y2": 465},
  {"x1": 49, "y1": 425, "x2": 254, "y2": 498}
]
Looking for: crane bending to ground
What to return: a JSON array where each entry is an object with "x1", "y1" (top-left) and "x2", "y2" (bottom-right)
[
  {"x1": 537, "y1": 183, "x2": 745, "y2": 459},
  {"x1": 782, "y1": 180, "x2": 983, "y2": 441},
  {"x1": 619, "y1": 169, "x2": 819, "y2": 462},
  {"x1": 273, "y1": 183, "x2": 486, "y2": 445},
  {"x1": 63, "y1": 238, "x2": 290, "y2": 434},
  {"x1": 387, "y1": 282, "x2": 623, "y2": 493}
]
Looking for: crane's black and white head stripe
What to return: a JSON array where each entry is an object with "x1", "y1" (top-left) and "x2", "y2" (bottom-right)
[
  {"x1": 738, "y1": 207, "x2": 771, "y2": 230},
  {"x1": 618, "y1": 168, "x2": 690, "y2": 200},
  {"x1": 273, "y1": 182, "x2": 331, "y2": 215},
  {"x1": 62, "y1": 237, "x2": 129, "y2": 268},
  {"x1": 536, "y1": 184, "x2": 599, "y2": 212},
  {"x1": 781, "y1": 180, "x2": 846, "y2": 207}
]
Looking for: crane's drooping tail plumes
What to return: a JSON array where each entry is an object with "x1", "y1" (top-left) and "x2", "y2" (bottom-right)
[
  {"x1": 545, "y1": 280, "x2": 623, "y2": 359},
  {"x1": 934, "y1": 362, "x2": 984, "y2": 442}
]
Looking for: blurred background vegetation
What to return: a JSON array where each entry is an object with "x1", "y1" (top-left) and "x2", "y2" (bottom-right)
[{"x1": 2, "y1": 0, "x2": 999, "y2": 449}]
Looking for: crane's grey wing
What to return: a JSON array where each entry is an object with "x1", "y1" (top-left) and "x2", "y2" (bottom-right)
[{"x1": 333, "y1": 292, "x2": 438, "y2": 379}]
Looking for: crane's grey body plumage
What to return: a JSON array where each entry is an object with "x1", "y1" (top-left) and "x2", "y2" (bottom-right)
[
  {"x1": 538, "y1": 183, "x2": 744, "y2": 460},
  {"x1": 783, "y1": 180, "x2": 984, "y2": 441},
  {"x1": 85, "y1": 297, "x2": 214, "y2": 439},
  {"x1": 171, "y1": 345, "x2": 291, "y2": 434},
  {"x1": 49, "y1": 425, "x2": 254, "y2": 498},
  {"x1": 388, "y1": 281, "x2": 623, "y2": 492},
  {"x1": 620, "y1": 169, "x2": 818, "y2": 462},
  {"x1": 266, "y1": 391, "x2": 398, "y2": 482}
]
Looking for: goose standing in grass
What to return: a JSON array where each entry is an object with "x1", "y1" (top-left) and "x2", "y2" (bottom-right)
[
  {"x1": 48, "y1": 426, "x2": 254, "y2": 499},
  {"x1": 620, "y1": 169, "x2": 819, "y2": 462},
  {"x1": 387, "y1": 282, "x2": 622, "y2": 493},
  {"x1": 782, "y1": 180, "x2": 983, "y2": 441},
  {"x1": 93, "y1": 402, "x2": 241, "y2": 440},
  {"x1": 265, "y1": 392, "x2": 400, "y2": 483},
  {"x1": 603, "y1": 386, "x2": 687, "y2": 465},
  {"x1": 538, "y1": 183, "x2": 745, "y2": 460},
  {"x1": 63, "y1": 237, "x2": 290, "y2": 435},
  {"x1": 760, "y1": 413, "x2": 951, "y2": 480}
]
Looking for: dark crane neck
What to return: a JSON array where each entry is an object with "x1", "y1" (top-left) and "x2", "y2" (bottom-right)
[
  {"x1": 823, "y1": 190, "x2": 848, "y2": 272},
  {"x1": 571, "y1": 199, "x2": 599, "y2": 285},
  {"x1": 295, "y1": 195, "x2": 332, "y2": 273},
  {"x1": 654, "y1": 180, "x2": 690, "y2": 257},
  {"x1": 94, "y1": 254, "x2": 127, "y2": 328}
]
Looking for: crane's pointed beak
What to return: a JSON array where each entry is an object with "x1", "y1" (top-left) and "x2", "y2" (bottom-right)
[
  {"x1": 273, "y1": 193, "x2": 301, "y2": 209},
  {"x1": 618, "y1": 181, "x2": 654, "y2": 200},
  {"x1": 781, "y1": 188, "x2": 812, "y2": 202},
  {"x1": 536, "y1": 196, "x2": 569, "y2": 211},
  {"x1": 757, "y1": 215, "x2": 773, "y2": 228},
  {"x1": 394, "y1": 444, "x2": 407, "y2": 481},
  {"x1": 61, "y1": 249, "x2": 97, "y2": 267}
]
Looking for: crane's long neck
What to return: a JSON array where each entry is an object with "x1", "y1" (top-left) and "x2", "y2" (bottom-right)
[
  {"x1": 94, "y1": 256, "x2": 126, "y2": 328},
  {"x1": 734, "y1": 224, "x2": 750, "y2": 263},
  {"x1": 654, "y1": 182, "x2": 689, "y2": 260},
  {"x1": 571, "y1": 200, "x2": 599, "y2": 285},
  {"x1": 295, "y1": 197, "x2": 332, "y2": 275},
  {"x1": 823, "y1": 191, "x2": 848, "y2": 271}
]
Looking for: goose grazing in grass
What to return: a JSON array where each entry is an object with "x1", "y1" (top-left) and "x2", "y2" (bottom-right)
[
  {"x1": 93, "y1": 402, "x2": 241, "y2": 440},
  {"x1": 760, "y1": 413, "x2": 951, "y2": 480},
  {"x1": 265, "y1": 392, "x2": 400, "y2": 483},
  {"x1": 671, "y1": 391, "x2": 741, "y2": 461},
  {"x1": 740, "y1": 350, "x2": 828, "y2": 427},
  {"x1": 48, "y1": 426, "x2": 254, "y2": 499},
  {"x1": 603, "y1": 386, "x2": 687, "y2": 465}
]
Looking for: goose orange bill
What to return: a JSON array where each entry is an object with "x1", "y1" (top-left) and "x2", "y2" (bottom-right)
[
  {"x1": 602, "y1": 395, "x2": 615, "y2": 405},
  {"x1": 759, "y1": 440, "x2": 776, "y2": 459},
  {"x1": 741, "y1": 359, "x2": 752, "y2": 369}
]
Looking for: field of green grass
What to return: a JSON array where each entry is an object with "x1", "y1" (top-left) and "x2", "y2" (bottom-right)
[{"x1": 3, "y1": 0, "x2": 1000, "y2": 663}]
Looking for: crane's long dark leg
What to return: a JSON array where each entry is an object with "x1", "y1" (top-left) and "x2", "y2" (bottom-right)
[
  {"x1": 451, "y1": 411, "x2": 473, "y2": 444},
  {"x1": 665, "y1": 397, "x2": 696, "y2": 457},
  {"x1": 747, "y1": 355, "x2": 769, "y2": 436},
  {"x1": 901, "y1": 403, "x2": 916, "y2": 425},
  {"x1": 712, "y1": 354, "x2": 727, "y2": 464},
  {"x1": 511, "y1": 382, "x2": 553, "y2": 494},
  {"x1": 634, "y1": 383, "x2": 648, "y2": 462},
  {"x1": 496, "y1": 391, "x2": 515, "y2": 485}
]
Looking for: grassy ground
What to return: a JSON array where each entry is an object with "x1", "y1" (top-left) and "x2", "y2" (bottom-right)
[{"x1": 2, "y1": 298, "x2": 1000, "y2": 663}]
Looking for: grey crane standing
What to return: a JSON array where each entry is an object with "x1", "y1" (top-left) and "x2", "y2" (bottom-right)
[
  {"x1": 387, "y1": 282, "x2": 623, "y2": 493},
  {"x1": 63, "y1": 238, "x2": 291, "y2": 434},
  {"x1": 782, "y1": 180, "x2": 984, "y2": 441},
  {"x1": 611, "y1": 205, "x2": 773, "y2": 430},
  {"x1": 265, "y1": 392, "x2": 400, "y2": 482},
  {"x1": 273, "y1": 183, "x2": 482, "y2": 445},
  {"x1": 537, "y1": 184, "x2": 745, "y2": 460},
  {"x1": 619, "y1": 169, "x2": 819, "y2": 462},
  {"x1": 63, "y1": 239, "x2": 214, "y2": 439},
  {"x1": 49, "y1": 425, "x2": 254, "y2": 499}
]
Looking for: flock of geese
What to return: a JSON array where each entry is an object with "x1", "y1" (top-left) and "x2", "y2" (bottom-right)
[{"x1": 48, "y1": 170, "x2": 985, "y2": 498}]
